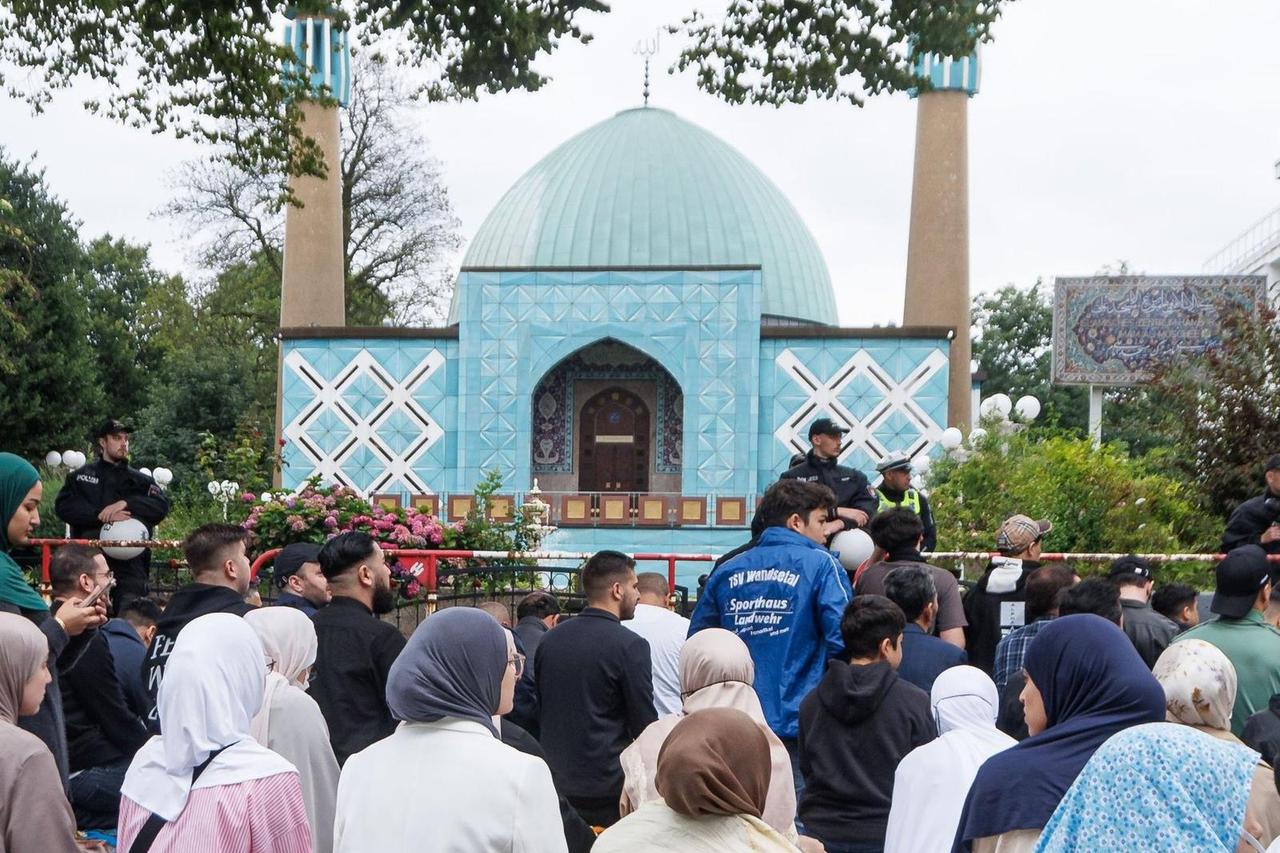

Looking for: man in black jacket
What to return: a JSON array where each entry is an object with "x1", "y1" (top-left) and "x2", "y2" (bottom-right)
[
  {"x1": 54, "y1": 419, "x2": 170, "y2": 612},
  {"x1": 49, "y1": 545, "x2": 150, "y2": 828},
  {"x1": 142, "y1": 523, "x2": 256, "y2": 730},
  {"x1": 1109, "y1": 555, "x2": 1179, "y2": 668},
  {"x1": 536, "y1": 550, "x2": 657, "y2": 828},
  {"x1": 963, "y1": 514, "x2": 1051, "y2": 674},
  {"x1": 780, "y1": 418, "x2": 878, "y2": 538},
  {"x1": 1223, "y1": 454, "x2": 1280, "y2": 555},
  {"x1": 310, "y1": 531, "x2": 406, "y2": 765},
  {"x1": 798, "y1": 595, "x2": 936, "y2": 851}
]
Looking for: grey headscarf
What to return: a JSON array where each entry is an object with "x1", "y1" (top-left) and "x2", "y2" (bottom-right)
[{"x1": 386, "y1": 607, "x2": 507, "y2": 734}]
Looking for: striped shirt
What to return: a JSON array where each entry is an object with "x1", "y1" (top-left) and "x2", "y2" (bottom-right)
[{"x1": 118, "y1": 772, "x2": 313, "y2": 853}]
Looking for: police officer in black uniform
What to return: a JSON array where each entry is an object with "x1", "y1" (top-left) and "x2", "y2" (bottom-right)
[
  {"x1": 780, "y1": 417, "x2": 878, "y2": 539},
  {"x1": 1222, "y1": 454, "x2": 1280, "y2": 555},
  {"x1": 875, "y1": 453, "x2": 937, "y2": 552},
  {"x1": 54, "y1": 419, "x2": 170, "y2": 612}
]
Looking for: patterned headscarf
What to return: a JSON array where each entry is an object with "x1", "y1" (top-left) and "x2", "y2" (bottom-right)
[
  {"x1": 1035, "y1": 722, "x2": 1256, "y2": 852},
  {"x1": 1153, "y1": 639, "x2": 1237, "y2": 732}
]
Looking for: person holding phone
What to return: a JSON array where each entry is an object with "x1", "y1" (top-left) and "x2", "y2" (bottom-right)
[
  {"x1": 49, "y1": 544, "x2": 149, "y2": 829},
  {"x1": 0, "y1": 452, "x2": 107, "y2": 789}
]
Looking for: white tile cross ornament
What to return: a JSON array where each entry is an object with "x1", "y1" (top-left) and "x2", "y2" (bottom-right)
[
  {"x1": 772, "y1": 347, "x2": 948, "y2": 468},
  {"x1": 283, "y1": 348, "x2": 445, "y2": 496}
]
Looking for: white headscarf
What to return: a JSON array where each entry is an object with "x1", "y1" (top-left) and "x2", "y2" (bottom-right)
[
  {"x1": 245, "y1": 607, "x2": 318, "y2": 744},
  {"x1": 884, "y1": 666, "x2": 1016, "y2": 853},
  {"x1": 121, "y1": 613, "x2": 298, "y2": 820}
]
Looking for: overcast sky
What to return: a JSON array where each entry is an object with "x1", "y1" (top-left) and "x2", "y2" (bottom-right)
[{"x1": 3, "y1": 0, "x2": 1278, "y2": 326}]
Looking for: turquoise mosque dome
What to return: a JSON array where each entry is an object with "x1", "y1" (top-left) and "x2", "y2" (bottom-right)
[{"x1": 451, "y1": 106, "x2": 838, "y2": 325}]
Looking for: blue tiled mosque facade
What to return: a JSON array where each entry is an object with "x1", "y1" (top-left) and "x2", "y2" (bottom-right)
[{"x1": 278, "y1": 107, "x2": 951, "y2": 584}]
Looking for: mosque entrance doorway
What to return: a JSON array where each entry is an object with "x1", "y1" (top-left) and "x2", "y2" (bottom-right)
[
  {"x1": 531, "y1": 339, "x2": 682, "y2": 495},
  {"x1": 579, "y1": 388, "x2": 650, "y2": 492}
]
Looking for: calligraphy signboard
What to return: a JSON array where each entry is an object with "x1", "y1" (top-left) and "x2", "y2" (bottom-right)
[{"x1": 1052, "y1": 275, "x2": 1266, "y2": 386}]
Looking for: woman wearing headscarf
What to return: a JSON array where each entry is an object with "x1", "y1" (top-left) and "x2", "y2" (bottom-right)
[
  {"x1": 0, "y1": 612, "x2": 82, "y2": 852},
  {"x1": 619, "y1": 628, "x2": 799, "y2": 839},
  {"x1": 1154, "y1": 639, "x2": 1280, "y2": 847},
  {"x1": 333, "y1": 606, "x2": 566, "y2": 852},
  {"x1": 0, "y1": 452, "x2": 105, "y2": 786},
  {"x1": 1035, "y1": 722, "x2": 1263, "y2": 852},
  {"x1": 245, "y1": 607, "x2": 340, "y2": 853},
  {"x1": 885, "y1": 666, "x2": 1016, "y2": 853},
  {"x1": 118, "y1": 613, "x2": 312, "y2": 852},
  {"x1": 953, "y1": 614, "x2": 1166, "y2": 853},
  {"x1": 596, "y1": 707, "x2": 800, "y2": 852}
]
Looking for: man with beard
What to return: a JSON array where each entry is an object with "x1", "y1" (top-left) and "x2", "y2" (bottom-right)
[
  {"x1": 309, "y1": 530, "x2": 405, "y2": 764},
  {"x1": 55, "y1": 419, "x2": 170, "y2": 612}
]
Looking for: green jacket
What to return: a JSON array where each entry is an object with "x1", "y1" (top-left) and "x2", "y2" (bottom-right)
[{"x1": 1175, "y1": 609, "x2": 1280, "y2": 735}]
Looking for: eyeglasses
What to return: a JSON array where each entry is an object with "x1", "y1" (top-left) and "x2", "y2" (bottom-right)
[{"x1": 508, "y1": 652, "x2": 526, "y2": 677}]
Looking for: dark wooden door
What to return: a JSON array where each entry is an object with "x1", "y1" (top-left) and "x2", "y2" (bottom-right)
[{"x1": 579, "y1": 388, "x2": 650, "y2": 492}]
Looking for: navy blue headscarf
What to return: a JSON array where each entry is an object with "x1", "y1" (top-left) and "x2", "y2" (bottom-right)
[
  {"x1": 952, "y1": 614, "x2": 1166, "y2": 850},
  {"x1": 386, "y1": 607, "x2": 508, "y2": 735}
]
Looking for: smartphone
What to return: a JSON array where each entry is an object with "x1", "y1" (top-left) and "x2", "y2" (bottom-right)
[{"x1": 81, "y1": 577, "x2": 116, "y2": 608}]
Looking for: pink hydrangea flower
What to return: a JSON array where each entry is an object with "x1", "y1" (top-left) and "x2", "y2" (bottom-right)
[{"x1": 323, "y1": 517, "x2": 338, "y2": 529}]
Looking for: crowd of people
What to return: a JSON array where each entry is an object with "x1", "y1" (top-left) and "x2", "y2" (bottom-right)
[{"x1": 2, "y1": 425, "x2": 1280, "y2": 852}]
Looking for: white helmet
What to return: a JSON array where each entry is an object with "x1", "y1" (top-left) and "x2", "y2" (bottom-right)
[
  {"x1": 99, "y1": 518, "x2": 150, "y2": 560},
  {"x1": 830, "y1": 528, "x2": 875, "y2": 574}
]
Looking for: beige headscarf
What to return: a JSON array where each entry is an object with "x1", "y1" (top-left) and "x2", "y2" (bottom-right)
[
  {"x1": 245, "y1": 607, "x2": 318, "y2": 744},
  {"x1": 619, "y1": 628, "x2": 797, "y2": 837},
  {"x1": 0, "y1": 612, "x2": 46, "y2": 724},
  {"x1": 1153, "y1": 639, "x2": 1237, "y2": 732}
]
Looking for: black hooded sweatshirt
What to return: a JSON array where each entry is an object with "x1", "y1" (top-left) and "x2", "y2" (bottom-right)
[
  {"x1": 798, "y1": 659, "x2": 936, "y2": 845},
  {"x1": 141, "y1": 583, "x2": 255, "y2": 730}
]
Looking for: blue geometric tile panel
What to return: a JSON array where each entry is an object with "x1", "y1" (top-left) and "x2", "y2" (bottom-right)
[
  {"x1": 280, "y1": 338, "x2": 457, "y2": 495},
  {"x1": 757, "y1": 337, "x2": 950, "y2": 485}
]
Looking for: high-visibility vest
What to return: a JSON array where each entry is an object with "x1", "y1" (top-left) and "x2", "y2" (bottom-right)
[{"x1": 877, "y1": 487, "x2": 922, "y2": 515}]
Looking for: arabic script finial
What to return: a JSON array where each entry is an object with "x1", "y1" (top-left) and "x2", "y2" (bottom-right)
[{"x1": 633, "y1": 30, "x2": 660, "y2": 106}]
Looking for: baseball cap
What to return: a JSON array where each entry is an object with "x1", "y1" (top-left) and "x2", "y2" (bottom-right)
[
  {"x1": 94, "y1": 418, "x2": 133, "y2": 438},
  {"x1": 1107, "y1": 555, "x2": 1154, "y2": 581},
  {"x1": 808, "y1": 417, "x2": 850, "y2": 438},
  {"x1": 995, "y1": 514, "x2": 1052, "y2": 555},
  {"x1": 1266, "y1": 454, "x2": 1280, "y2": 472},
  {"x1": 274, "y1": 542, "x2": 323, "y2": 588},
  {"x1": 1211, "y1": 545, "x2": 1271, "y2": 619},
  {"x1": 876, "y1": 453, "x2": 912, "y2": 474}
]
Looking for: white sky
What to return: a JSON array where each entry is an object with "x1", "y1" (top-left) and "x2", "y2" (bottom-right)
[{"x1": 2, "y1": 0, "x2": 1278, "y2": 326}]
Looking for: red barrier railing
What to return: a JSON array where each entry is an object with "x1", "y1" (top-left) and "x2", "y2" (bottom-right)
[
  {"x1": 25, "y1": 539, "x2": 717, "y2": 594},
  {"x1": 27, "y1": 539, "x2": 1280, "y2": 589},
  {"x1": 248, "y1": 548, "x2": 719, "y2": 594}
]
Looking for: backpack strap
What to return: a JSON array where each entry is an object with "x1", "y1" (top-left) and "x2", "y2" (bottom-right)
[{"x1": 127, "y1": 744, "x2": 233, "y2": 853}]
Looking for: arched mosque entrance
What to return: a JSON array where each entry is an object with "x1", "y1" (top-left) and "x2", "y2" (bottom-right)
[{"x1": 530, "y1": 339, "x2": 682, "y2": 495}]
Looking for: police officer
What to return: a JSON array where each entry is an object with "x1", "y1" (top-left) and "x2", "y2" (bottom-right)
[
  {"x1": 54, "y1": 419, "x2": 170, "y2": 612},
  {"x1": 1222, "y1": 454, "x2": 1280, "y2": 555},
  {"x1": 780, "y1": 417, "x2": 878, "y2": 539},
  {"x1": 875, "y1": 453, "x2": 937, "y2": 552}
]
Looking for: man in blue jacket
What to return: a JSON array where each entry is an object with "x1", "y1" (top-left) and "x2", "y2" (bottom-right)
[{"x1": 689, "y1": 478, "x2": 852, "y2": 802}]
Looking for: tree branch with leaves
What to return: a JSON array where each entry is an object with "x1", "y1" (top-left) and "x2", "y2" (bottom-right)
[{"x1": 671, "y1": 0, "x2": 1008, "y2": 107}]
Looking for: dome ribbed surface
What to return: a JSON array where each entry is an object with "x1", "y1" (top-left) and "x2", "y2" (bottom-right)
[{"x1": 456, "y1": 106, "x2": 836, "y2": 324}]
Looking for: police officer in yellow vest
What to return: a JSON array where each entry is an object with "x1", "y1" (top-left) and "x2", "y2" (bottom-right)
[{"x1": 875, "y1": 453, "x2": 937, "y2": 552}]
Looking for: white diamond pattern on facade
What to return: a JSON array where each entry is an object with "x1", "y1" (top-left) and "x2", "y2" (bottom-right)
[
  {"x1": 283, "y1": 348, "x2": 445, "y2": 496},
  {"x1": 773, "y1": 347, "x2": 948, "y2": 467}
]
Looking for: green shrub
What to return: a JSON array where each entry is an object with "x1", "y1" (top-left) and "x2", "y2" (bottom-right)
[{"x1": 926, "y1": 428, "x2": 1220, "y2": 586}]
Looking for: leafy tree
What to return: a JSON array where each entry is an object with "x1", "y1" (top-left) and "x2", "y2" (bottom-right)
[
  {"x1": 1157, "y1": 308, "x2": 1280, "y2": 519},
  {"x1": 0, "y1": 150, "x2": 103, "y2": 459},
  {"x1": 0, "y1": 1, "x2": 607, "y2": 191},
  {"x1": 164, "y1": 57, "x2": 461, "y2": 325},
  {"x1": 672, "y1": 0, "x2": 1008, "y2": 107},
  {"x1": 971, "y1": 281, "x2": 1087, "y2": 433},
  {"x1": 80, "y1": 236, "x2": 180, "y2": 420}
]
